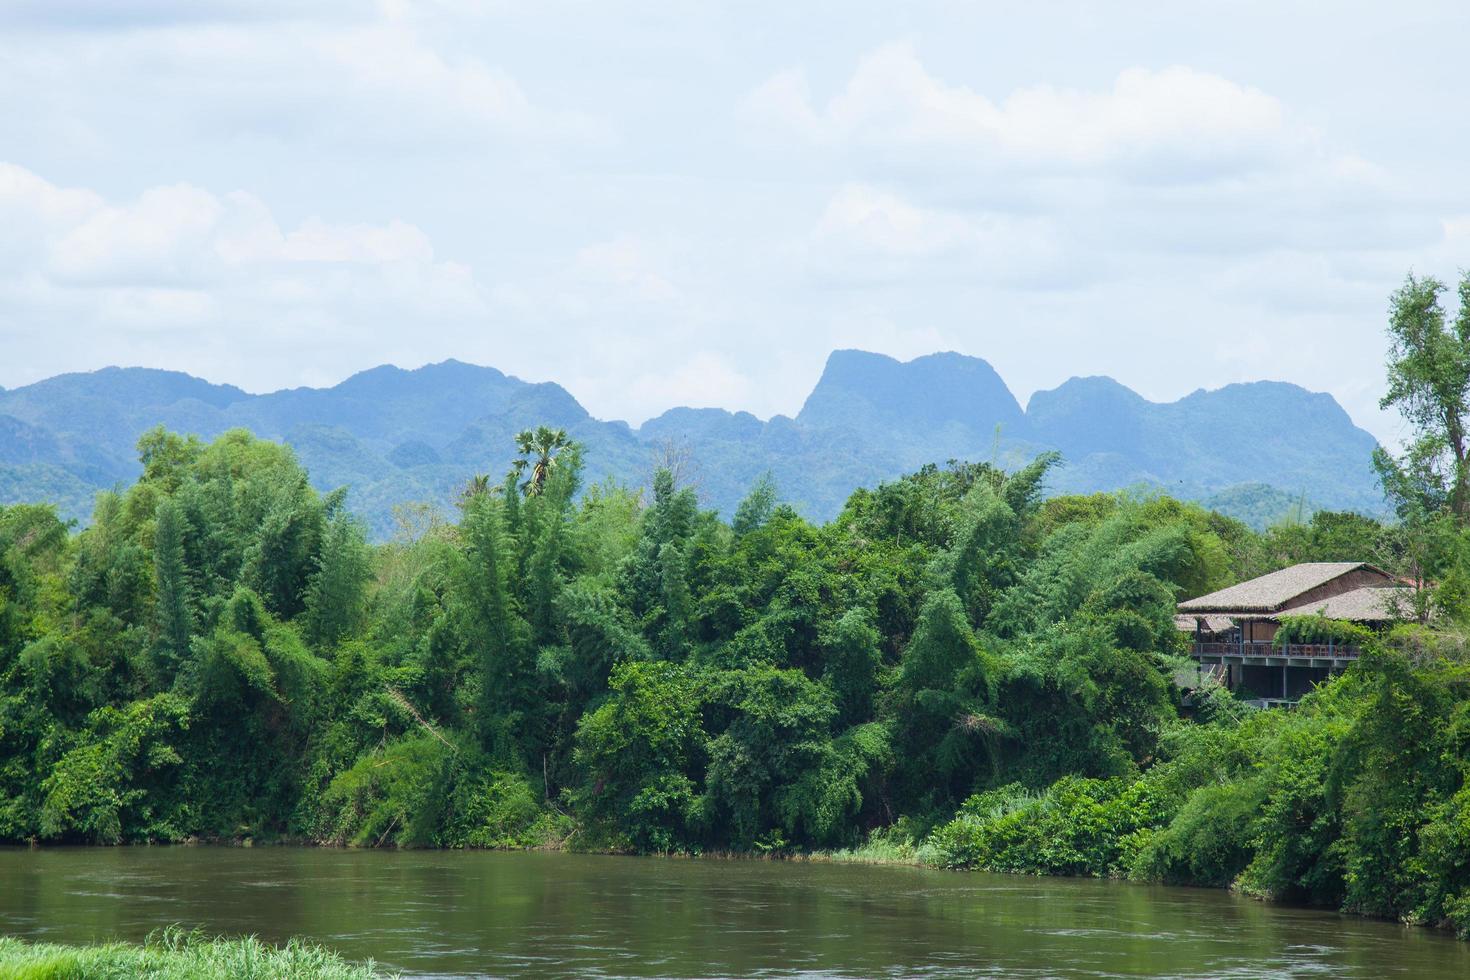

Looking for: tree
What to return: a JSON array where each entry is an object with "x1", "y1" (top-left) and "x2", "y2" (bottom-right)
[
  {"x1": 241, "y1": 470, "x2": 325, "y2": 619},
  {"x1": 732, "y1": 473, "x2": 777, "y2": 537},
  {"x1": 894, "y1": 589, "x2": 1003, "y2": 806},
  {"x1": 513, "y1": 427, "x2": 571, "y2": 496},
  {"x1": 152, "y1": 497, "x2": 193, "y2": 678},
  {"x1": 457, "y1": 493, "x2": 533, "y2": 755},
  {"x1": 460, "y1": 473, "x2": 492, "y2": 504},
  {"x1": 303, "y1": 512, "x2": 373, "y2": 649},
  {"x1": 521, "y1": 441, "x2": 582, "y2": 644},
  {"x1": 822, "y1": 607, "x2": 882, "y2": 726},
  {"x1": 1377, "y1": 272, "x2": 1470, "y2": 521},
  {"x1": 572, "y1": 661, "x2": 707, "y2": 851},
  {"x1": 136, "y1": 427, "x2": 202, "y2": 493}
]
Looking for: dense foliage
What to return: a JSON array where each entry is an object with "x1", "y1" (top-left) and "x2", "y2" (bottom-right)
[{"x1": 5, "y1": 409, "x2": 1470, "y2": 936}]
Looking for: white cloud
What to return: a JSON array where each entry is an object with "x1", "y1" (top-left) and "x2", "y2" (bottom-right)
[
  {"x1": 1, "y1": 165, "x2": 456, "y2": 293},
  {"x1": 747, "y1": 43, "x2": 1299, "y2": 177},
  {"x1": 814, "y1": 184, "x2": 973, "y2": 256},
  {"x1": 49, "y1": 185, "x2": 225, "y2": 286},
  {"x1": 315, "y1": 23, "x2": 535, "y2": 132},
  {"x1": 626, "y1": 351, "x2": 755, "y2": 415},
  {"x1": 753, "y1": 41, "x2": 1450, "y2": 340},
  {"x1": 574, "y1": 238, "x2": 680, "y2": 304},
  {"x1": 280, "y1": 218, "x2": 435, "y2": 265},
  {"x1": 1441, "y1": 215, "x2": 1470, "y2": 255},
  {"x1": 808, "y1": 183, "x2": 1066, "y2": 288},
  {"x1": 0, "y1": 3, "x2": 597, "y2": 156},
  {"x1": 0, "y1": 162, "x2": 485, "y2": 386},
  {"x1": 2, "y1": 4, "x2": 1468, "y2": 451}
]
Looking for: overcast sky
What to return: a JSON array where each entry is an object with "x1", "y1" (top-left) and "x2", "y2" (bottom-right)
[{"x1": 1, "y1": 1, "x2": 1467, "y2": 444}]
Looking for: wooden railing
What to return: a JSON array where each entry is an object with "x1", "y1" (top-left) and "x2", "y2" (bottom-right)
[{"x1": 1192, "y1": 641, "x2": 1361, "y2": 660}]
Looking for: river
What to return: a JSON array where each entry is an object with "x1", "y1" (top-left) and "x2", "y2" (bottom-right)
[{"x1": 1, "y1": 848, "x2": 1467, "y2": 978}]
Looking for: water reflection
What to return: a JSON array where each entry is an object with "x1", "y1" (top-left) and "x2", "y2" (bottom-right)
[{"x1": 1, "y1": 848, "x2": 1466, "y2": 978}]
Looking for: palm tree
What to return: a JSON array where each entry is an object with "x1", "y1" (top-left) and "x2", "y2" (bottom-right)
[
  {"x1": 513, "y1": 426, "x2": 570, "y2": 496},
  {"x1": 459, "y1": 473, "x2": 492, "y2": 503}
]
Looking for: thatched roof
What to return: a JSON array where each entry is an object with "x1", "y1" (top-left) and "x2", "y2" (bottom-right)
[
  {"x1": 1177, "y1": 562, "x2": 1390, "y2": 614},
  {"x1": 1276, "y1": 586, "x2": 1414, "y2": 623},
  {"x1": 1173, "y1": 613, "x2": 1235, "y2": 633}
]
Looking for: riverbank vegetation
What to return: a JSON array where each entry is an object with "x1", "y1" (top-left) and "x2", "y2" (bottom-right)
[
  {"x1": 0, "y1": 931, "x2": 389, "y2": 979},
  {"x1": 4, "y1": 275, "x2": 1470, "y2": 936}
]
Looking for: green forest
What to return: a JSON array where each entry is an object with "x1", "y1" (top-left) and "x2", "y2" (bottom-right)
[{"x1": 5, "y1": 274, "x2": 1470, "y2": 938}]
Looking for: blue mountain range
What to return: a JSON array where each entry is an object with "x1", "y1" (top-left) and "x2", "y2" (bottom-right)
[{"x1": 0, "y1": 350, "x2": 1383, "y2": 535}]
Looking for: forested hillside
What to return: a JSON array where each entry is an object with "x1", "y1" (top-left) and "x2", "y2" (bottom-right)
[
  {"x1": 0, "y1": 350, "x2": 1383, "y2": 535},
  {"x1": 3, "y1": 418, "x2": 1470, "y2": 934}
]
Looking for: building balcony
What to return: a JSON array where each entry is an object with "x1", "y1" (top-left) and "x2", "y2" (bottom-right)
[{"x1": 1190, "y1": 640, "x2": 1362, "y2": 665}]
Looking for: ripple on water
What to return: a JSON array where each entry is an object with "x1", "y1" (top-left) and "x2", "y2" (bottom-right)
[{"x1": 3, "y1": 851, "x2": 1468, "y2": 979}]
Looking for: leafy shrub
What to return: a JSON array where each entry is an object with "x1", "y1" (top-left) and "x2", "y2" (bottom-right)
[
  {"x1": 1273, "y1": 614, "x2": 1373, "y2": 648},
  {"x1": 1132, "y1": 779, "x2": 1264, "y2": 886},
  {"x1": 442, "y1": 763, "x2": 561, "y2": 849},
  {"x1": 319, "y1": 736, "x2": 452, "y2": 847},
  {"x1": 1417, "y1": 785, "x2": 1470, "y2": 935},
  {"x1": 38, "y1": 693, "x2": 191, "y2": 843},
  {"x1": 927, "y1": 776, "x2": 1169, "y2": 877}
]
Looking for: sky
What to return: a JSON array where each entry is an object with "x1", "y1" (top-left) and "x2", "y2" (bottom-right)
[{"x1": 1, "y1": 1, "x2": 1467, "y2": 445}]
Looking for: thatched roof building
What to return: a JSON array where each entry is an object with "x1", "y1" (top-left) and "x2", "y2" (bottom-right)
[
  {"x1": 1176, "y1": 561, "x2": 1410, "y2": 705},
  {"x1": 1172, "y1": 613, "x2": 1234, "y2": 633},
  {"x1": 1178, "y1": 562, "x2": 1395, "y2": 618},
  {"x1": 1276, "y1": 585, "x2": 1413, "y2": 623}
]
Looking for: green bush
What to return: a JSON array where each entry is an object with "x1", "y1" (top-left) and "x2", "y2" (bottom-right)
[
  {"x1": 0, "y1": 930, "x2": 390, "y2": 980},
  {"x1": 442, "y1": 765, "x2": 564, "y2": 849},
  {"x1": 1132, "y1": 779, "x2": 1263, "y2": 886},
  {"x1": 1273, "y1": 614, "x2": 1373, "y2": 648},
  {"x1": 38, "y1": 693, "x2": 191, "y2": 843},
  {"x1": 927, "y1": 776, "x2": 1169, "y2": 877},
  {"x1": 318, "y1": 736, "x2": 450, "y2": 847}
]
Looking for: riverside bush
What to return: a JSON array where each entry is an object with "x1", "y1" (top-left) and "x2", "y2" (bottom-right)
[{"x1": 927, "y1": 776, "x2": 1169, "y2": 877}]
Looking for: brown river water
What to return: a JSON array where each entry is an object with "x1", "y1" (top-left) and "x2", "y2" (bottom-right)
[{"x1": 2, "y1": 848, "x2": 1468, "y2": 978}]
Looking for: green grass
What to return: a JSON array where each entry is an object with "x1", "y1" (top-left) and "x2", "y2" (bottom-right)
[
  {"x1": 798, "y1": 824, "x2": 942, "y2": 867},
  {"x1": 0, "y1": 929, "x2": 393, "y2": 980},
  {"x1": 807, "y1": 838, "x2": 946, "y2": 867}
]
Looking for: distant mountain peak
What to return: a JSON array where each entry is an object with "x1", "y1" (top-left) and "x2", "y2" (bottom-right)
[
  {"x1": 798, "y1": 349, "x2": 1023, "y2": 435},
  {"x1": 1028, "y1": 374, "x2": 1146, "y2": 404},
  {"x1": 334, "y1": 359, "x2": 509, "y2": 393},
  {"x1": 8, "y1": 365, "x2": 249, "y2": 410}
]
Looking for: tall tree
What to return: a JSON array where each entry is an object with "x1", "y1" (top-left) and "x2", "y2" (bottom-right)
[
  {"x1": 152, "y1": 497, "x2": 193, "y2": 678},
  {"x1": 524, "y1": 447, "x2": 582, "y2": 644},
  {"x1": 513, "y1": 426, "x2": 571, "y2": 496},
  {"x1": 460, "y1": 473, "x2": 492, "y2": 503},
  {"x1": 732, "y1": 473, "x2": 778, "y2": 537},
  {"x1": 459, "y1": 493, "x2": 532, "y2": 755},
  {"x1": 242, "y1": 473, "x2": 323, "y2": 619},
  {"x1": 303, "y1": 512, "x2": 372, "y2": 649},
  {"x1": 1377, "y1": 272, "x2": 1470, "y2": 520}
]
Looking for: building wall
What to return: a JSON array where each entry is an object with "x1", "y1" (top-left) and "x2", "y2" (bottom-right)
[{"x1": 1244, "y1": 619, "x2": 1277, "y2": 642}]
